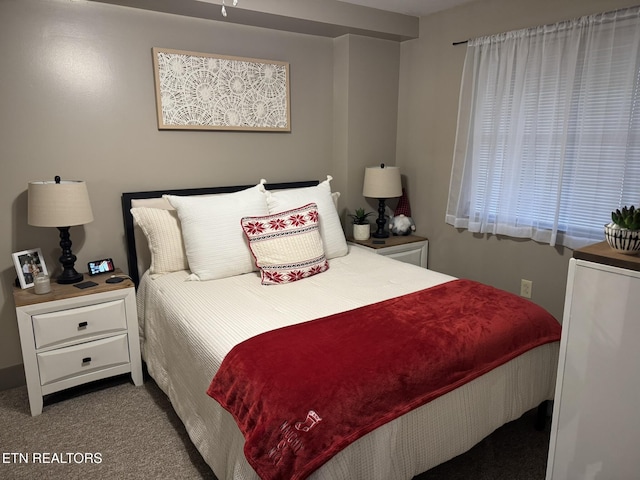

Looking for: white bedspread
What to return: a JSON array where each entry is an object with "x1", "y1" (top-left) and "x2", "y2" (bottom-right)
[{"x1": 138, "y1": 246, "x2": 558, "y2": 480}]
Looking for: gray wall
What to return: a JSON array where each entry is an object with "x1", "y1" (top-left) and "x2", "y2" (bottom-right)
[
  {"x1": 334, "y1": 34, "x2": 400, "y2": 231},
  {"x1": 397, "y1": 0, "x2": 638, "y2": 320},
  {"x1": 0, "y1": 0, "x2": 400, "y2": 387}
]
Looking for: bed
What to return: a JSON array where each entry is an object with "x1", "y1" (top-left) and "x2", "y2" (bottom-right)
[{"x1": 121, "y1": 178, "x2": 561, "y2": 480}]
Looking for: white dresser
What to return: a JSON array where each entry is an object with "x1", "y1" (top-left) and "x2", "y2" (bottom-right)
[{"x1": 546, "y1": 242, "x2": 640, "y2": 479}]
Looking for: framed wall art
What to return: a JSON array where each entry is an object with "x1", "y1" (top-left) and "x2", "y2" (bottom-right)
[
  {"x1": 13, "y1": 248, "x2": 48, "y2": 289},
  {"x1": 152, "y1": 47, "x2": 291, "y2": 132}
]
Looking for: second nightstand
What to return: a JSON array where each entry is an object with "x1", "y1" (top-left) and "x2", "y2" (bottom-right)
[
  {"x1": 13, "y1": 271, "x2": 143, "y2": 416},
  {"x1": 348, "y1": 234, "x2": 428, "y2": 268}
]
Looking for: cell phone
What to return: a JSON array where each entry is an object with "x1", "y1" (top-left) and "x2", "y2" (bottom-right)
[{"x1": 88, "y1": 258, "x2": 115, "y2": 276}]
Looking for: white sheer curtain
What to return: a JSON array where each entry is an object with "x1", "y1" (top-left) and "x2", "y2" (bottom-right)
[{"x1": 446, "y1": 6, "x2": 640, "y2": 249}]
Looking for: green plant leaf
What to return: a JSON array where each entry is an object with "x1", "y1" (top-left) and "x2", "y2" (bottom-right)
[{"x1": 611, "y1": 205, "x2": 640, "y2": 230}]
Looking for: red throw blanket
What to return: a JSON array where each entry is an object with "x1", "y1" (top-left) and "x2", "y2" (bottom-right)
[{"x1": 207, "y1": 279, "x2": 561, "y2": 480}]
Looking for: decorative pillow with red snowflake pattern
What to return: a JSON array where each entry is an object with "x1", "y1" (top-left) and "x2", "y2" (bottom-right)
[{"x1": 241, "y1": 203, "x2": 329, "y2": 285}]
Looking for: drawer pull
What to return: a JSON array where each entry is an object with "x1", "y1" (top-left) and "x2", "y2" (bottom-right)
[
  {"x1": 82, "y1": 357, "x2": 92, "y2": 365},
  {"x1": 78, "y1": 321, "x2": 88, "y2": 329}
]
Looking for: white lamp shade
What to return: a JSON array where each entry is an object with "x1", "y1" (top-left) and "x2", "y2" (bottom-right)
[
  {"x1": 362, "y1": 165, "x2": 402, "y2": 199},
  {"x1": 28, "y1": 180, "x2": 94, "y2": 227}
]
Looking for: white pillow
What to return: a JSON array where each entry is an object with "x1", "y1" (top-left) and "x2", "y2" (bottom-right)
[
  {"x1": 130, "y1": 207, "x2": 188, "y2": 275},
  {"x1": 331, "y1": 191, "x2": 340, "y2": 210},
  {"x1": 263, "y1": 176, "x2": 348, "y2": 259},
  {"x1": 241, "y1": 203, "x2": 328, "y2": 285},
  {"x1": 130, "y1": 197, "x2": 177, "y2": 276},
  {"x1": 165, "y1": 182, "x2": 269, "y2": 281}
]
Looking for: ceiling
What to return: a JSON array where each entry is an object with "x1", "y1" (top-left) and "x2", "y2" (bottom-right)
[
  {"x1": 338, "y1": 0, "x2": 476, "y2": 17},
  {"x1": 89, "y1": 0, "x2": 477, "y2": 42}
]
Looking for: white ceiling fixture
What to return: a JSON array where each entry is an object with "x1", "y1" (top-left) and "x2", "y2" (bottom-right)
[
  {"x1": 337, "y1": 0, "x2": 476, "y2": 17},
  {"x1": 221, "y1": 0, "x2": 238, "y2": 17}
]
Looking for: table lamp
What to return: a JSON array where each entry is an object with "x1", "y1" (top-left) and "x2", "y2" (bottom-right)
[
  {"x1": 28, "y1": 176, "x2": 94, "y2": 284},
  {"x1": 363, "y1": 164, "x2": 402, "y2": 238}
]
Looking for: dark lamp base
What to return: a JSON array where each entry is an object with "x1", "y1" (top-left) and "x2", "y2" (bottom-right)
[
  {"x1": 57, "y1": 269, "x2": 83, "y2": 284},
  {"x1": 56, "y1": 226, "x2": 84, "y2": 284},
  {"x1": 372, "y1": 198, "x2": 390, "y2": 239}
]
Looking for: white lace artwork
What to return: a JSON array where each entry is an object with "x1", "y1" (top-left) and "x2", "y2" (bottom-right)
[{"x1": 153, "y1": 48, "x2": 290, "y2": 131}]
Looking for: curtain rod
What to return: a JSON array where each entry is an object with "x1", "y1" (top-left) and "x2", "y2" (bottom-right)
[{"x1": 451, "y1": 4, "x2": 638, "y2": 47}]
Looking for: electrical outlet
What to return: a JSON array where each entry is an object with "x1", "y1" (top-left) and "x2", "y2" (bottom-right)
[{"x1": 520, "y1": 279, "x2": 532, "y2": 298}]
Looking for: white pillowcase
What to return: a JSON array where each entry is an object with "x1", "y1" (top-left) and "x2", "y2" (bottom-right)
[
  {"x1": 165, "y1": 183, "x2": 269, "y2": 281},
  {"x1": 263, "y1": 176, "x2": 348, "y2": 259},
  {"x1": 130, "y1": 207, "x2": 188, "y2": 275}
]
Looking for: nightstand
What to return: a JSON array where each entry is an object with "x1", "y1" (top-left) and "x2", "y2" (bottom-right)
[
  {"x1": 348, "y1": 235, "x2": 429, "y2": 267},
  {"x1": 13, "y1": 270, "x2": 143, "y2": 416}
]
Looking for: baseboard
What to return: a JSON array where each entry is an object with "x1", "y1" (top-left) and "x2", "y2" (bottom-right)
[{"x1": 0, "y1": 364, "x2": 26, "y2": 391}]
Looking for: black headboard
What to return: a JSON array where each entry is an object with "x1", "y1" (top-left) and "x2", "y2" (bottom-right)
[{"x1": 121, "y1": 180, "x2": 319, "y2": 286}]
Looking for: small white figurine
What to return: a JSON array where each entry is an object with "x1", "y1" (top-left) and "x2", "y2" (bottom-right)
[
  {"x1": 389, "y1": 188, "x2": 416, "y2": 236},
  {"x1": 389, "y1": 214, "x2": 416, "y2": 236}
]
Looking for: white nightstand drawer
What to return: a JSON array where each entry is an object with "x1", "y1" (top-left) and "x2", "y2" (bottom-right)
[
  {"x1": 386, "y1": 249, "x2": 422, "y2": 266},
  {"x1": 348, "y1": 235, "x2": 428, "y2": 268},
  {"x1": 37, "y1": 334, "x2": 130, "y2": 386},
  {"x1": 32, "y1": 300, "x2": 127, "y2": 350}
]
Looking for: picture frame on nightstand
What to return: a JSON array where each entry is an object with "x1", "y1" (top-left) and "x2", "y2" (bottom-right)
[{"x1": 12, "y1": 248, "x2": 48, "y2": 289}]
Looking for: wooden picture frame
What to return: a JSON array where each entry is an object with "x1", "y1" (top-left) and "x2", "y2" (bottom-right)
[
  {"x1": 13, "y1": 248, "x2": 48, "y2": 289},
  {"x1": 152, "y1": 47, "x2": 291, "y2": 131}
]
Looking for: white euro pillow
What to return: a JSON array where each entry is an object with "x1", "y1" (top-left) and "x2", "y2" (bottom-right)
[
  {"x1": 165, "y1": 182, "x2": 269, "y2": 281},
  {"x1": 263, "y1": 176, "x2": 348, "y2": 259}
]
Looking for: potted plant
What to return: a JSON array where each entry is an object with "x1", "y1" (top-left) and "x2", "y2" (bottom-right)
[
  {"x1": 604, "y1": 205, "x2": 640, "y2": 255},
  {"x1": 348, "y1": 208, "x2": 374, "y2": 241}
]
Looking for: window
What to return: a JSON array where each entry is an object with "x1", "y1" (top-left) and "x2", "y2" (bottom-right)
[{"x1": 446, "y1": 7, "x2": 640, "y2": 249}]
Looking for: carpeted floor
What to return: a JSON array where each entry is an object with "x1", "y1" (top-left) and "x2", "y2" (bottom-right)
[{"x1": 0, "y1": 374, "x2": 551, "y2": 479}]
